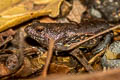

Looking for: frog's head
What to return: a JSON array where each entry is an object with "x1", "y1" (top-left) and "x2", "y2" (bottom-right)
[{"x1": 25, "y1": 21, "x2": 49, "y2": 47}]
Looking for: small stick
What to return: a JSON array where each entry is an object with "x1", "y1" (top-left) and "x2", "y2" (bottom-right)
[
  {"x1": 18, "y1": 28, "x2": 24, "y2": 68},
  {"x1": 70, "y1": 48, "x2": 94, "y2": 72},
  {"x1": 0, "y1": 36, "x2": 13, "y2": 47},
  {"x1": 42, "y1": 38, "x2": 55, "y2": 78},
  {"x1": 80, "y1": 49, "x2": 105, "y2": 72},
  {"x1": 68, "y1": 24, "x2": 120, "y2": 50},
  {"x1": 88, "y1": 49, "x2": 105, "y2": 64}
]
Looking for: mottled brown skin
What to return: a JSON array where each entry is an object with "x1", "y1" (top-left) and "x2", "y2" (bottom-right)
[{"x1": 25, "y1": 19, "x2": 109, "y2": 52}]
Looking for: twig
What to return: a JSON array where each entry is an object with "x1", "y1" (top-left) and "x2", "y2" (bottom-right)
[
  {"x1": 88, "y1": 49, "x2": 105, "y2": 64},
  {"x1": 18, "y1": 28, "x2": 24, "y2": 68},
  {"x1": 80, "y1": 49, "x2": 105, "y2": 72},
  {"x1": 45, "y1": 68, "x2": 120, "y2": 80},
  {"x1": 42, "y1": 38, "x2": 55, "y2": 78},
  {"x1": 70, "y1": 48, "x2": 95, "y2": 72},
  {"x1": 10, "y1": 28, "x2": 24, "y2": 75},
  {"x1": 26, "y1": 68, "x2": 120, "y2": 80},
  {"x1": 0, "y1": 36, "x2": 13, "y2": 47}
]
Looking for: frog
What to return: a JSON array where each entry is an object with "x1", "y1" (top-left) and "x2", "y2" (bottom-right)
[
  {"x1": 25, "y1": 19, "x2": 113, "y2": 76},
  {"x1": 25, "y1": 19, "x2": 112, "y2": 52}
]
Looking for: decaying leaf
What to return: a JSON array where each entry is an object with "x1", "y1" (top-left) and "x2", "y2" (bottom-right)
[
  {"x1": 60, "y1": 0, "x2": 72, "y2": 17},
  {"x1": 49, "y1": 63, "x2": 70, "y2": 74},
  {"x1": 0, "y1": 0, "x2": 64, "y2": 32},
  {"x1": 67, "y1": 0, "x2": 86, "y2": 23},
  {"x1": 42, "y1": 0, "x2": 64, "y2": 17},
  {"x1": 0, "y1": 0, "x2": 21, "y2": 12},
  {"x1": 0, "y1": 64, "x2": 10, "y2": 77}
]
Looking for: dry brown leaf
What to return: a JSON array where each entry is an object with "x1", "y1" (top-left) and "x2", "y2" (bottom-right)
[
  {"x1": 43, "y1": 0, "x2": 64, "y2": 17},
  {"x1": 60, "y1": 0, "x2": 72, "y2": 17},
  {"x1": 67, "y1": 0, "x2": 86, "y2": 23},
  {"x1": 0, "y1": 0, "x2": 21, "y2": 12},
  {"x1": 49, "y1": 63, "x2": 70, "y2": 74},
  {"x1": 0, "y1": 0, "x2": 64, "y2": 32},
  {"x1": 40, "y1": 17, "x2": 56, "y2": 23}
]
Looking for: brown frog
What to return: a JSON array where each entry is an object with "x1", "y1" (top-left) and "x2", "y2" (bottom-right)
[{"x1": 25, "y1": 19, "x2": 112, "y2": 53}]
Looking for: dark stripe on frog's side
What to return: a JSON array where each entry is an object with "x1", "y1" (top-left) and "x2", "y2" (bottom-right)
[{"x1": 25, "y1": 20, "x2": 109, "y2": 51}]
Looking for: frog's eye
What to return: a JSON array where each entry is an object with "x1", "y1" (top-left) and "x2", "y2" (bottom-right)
[{"x1": 35, "y1": 26, "x2": 44, "y2": 32}]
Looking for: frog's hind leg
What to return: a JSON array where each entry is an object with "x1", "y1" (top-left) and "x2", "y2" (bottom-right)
[{"x1": 92, "y1": 32, "x2": 113, "y2": 54}]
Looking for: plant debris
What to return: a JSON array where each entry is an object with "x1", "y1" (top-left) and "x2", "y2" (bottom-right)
[{"x1": 1, "y1": 0, "x2": 120, "y2": 80}]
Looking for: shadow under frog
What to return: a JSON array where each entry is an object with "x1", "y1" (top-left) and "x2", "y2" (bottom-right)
[{"x1": 25, "y1": 19, "x2": 113, "y2": 74}]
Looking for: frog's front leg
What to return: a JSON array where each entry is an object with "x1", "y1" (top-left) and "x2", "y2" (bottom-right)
[{"x1": 92, "y1": 32, "x2": 113, "y2": 54}]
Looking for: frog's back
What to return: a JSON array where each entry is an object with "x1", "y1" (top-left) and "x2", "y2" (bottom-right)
[
  {"x1": 78, "y1": 19, "x2": 109, "y2": 34},
  {"x1": 39, "y1": 19, "x2": 109, "y2": 37}
]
